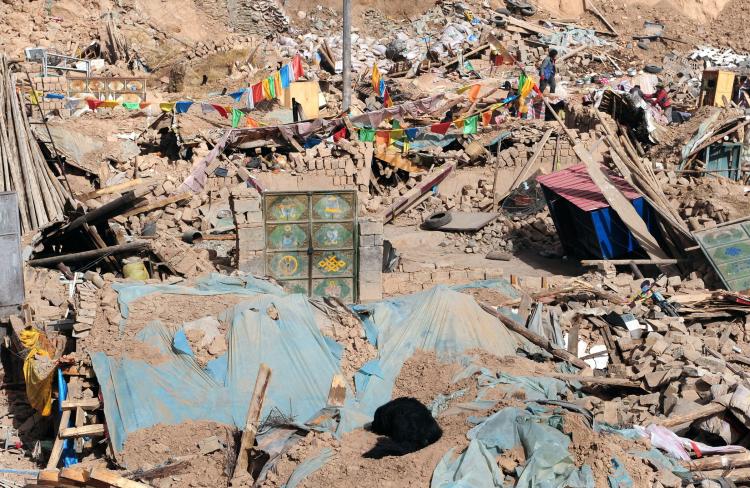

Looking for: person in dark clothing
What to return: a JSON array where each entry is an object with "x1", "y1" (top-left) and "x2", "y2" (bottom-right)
[
  {"x1": 538, "y1": 49, "x2": 558, "y2": 94},
  {"x1": 441, "y1": 110, "x2": 454, "y2": 123},
  {"x1": 643, "y1": 82, "x2": 673, "y2": 122}
]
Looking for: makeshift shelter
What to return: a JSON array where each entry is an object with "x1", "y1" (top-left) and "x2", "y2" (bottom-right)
[{"x1": 537, "y1": 164, "x2": 664, "y2": 260}]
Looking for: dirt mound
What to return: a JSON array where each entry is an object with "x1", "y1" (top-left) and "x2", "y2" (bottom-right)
[{"x1": 121, "y1": 421, "x2": 237, "y2": 487}]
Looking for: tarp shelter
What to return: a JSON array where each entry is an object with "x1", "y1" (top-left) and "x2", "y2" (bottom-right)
[{"x1": 537, "y1": 164, "x2": 664, "y2": 260}]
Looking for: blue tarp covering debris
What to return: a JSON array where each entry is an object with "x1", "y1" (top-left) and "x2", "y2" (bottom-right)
[{"x1": 93, "y1": 279, "x2": 523, "y2": 452}]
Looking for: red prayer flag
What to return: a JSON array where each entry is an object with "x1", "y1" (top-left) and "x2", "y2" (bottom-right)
[
  {"x1": 211, "y1": 104, "x2": 228, "y2": 118},
  {"x1": 430, "y1": 122, "x2": 451, "y2": 135},
  {"x1": 251, "y1": 83, "x2": 264, "y2": 104},
  {"x1": 86, "y1": 99, "x2": 103, "y2": 110},
  {"x1": 333, "y1": 127, "x2": 347, "y2": 142},
  {"x1": 292, "y1": 54, "x2": 304, "y2": 80}
]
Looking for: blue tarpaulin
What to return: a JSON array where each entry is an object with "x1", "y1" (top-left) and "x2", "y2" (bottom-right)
[{"x1": 93, "y1": 279, "x2": 523, "y2": 454}]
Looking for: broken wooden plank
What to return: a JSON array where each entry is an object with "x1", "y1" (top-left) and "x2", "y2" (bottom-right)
[
  {"x1": 585, "y1": 0, "x2": 618, "y2": 35},
  {"x1": 59, "y1": 466, "x2": 90, "y2": 483},
  {"x1": 90, "y1": 466, "x2": 152, "y2": 488},
  {"x1": 652, "y1": 401, "x2": 726, "y2": 428},
  {"x1": 121, "y1": 192, "x2": 191, "y2": 218},
  {"x1": 60, "y1": 423, "x2": 106, "y2": 438},
  {"x1": 233, "y1": 364, "x2": 272, "y2": 478},
  {"x1": 47, "y1": 377, "x2": 80, "y2": 469},
  {"x1": 327, "y1": 374, "x2": 347, "y2": 407}
]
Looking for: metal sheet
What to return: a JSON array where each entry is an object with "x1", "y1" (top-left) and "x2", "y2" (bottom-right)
[
  {"x1": 436, "y1": 212, "x2": 499, "y2": 232},
  {"x1": 0, "y1": 192, "x2": 24, "y2": 318}
]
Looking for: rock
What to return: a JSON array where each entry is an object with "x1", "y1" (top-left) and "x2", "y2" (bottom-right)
[{"x1": 198, "y1": 436, "x2": 224, "y2": 455}]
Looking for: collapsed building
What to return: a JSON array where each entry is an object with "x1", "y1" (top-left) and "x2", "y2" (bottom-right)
[{"x1": 6, "y1": 0, "x2": 750, "y2": 487}]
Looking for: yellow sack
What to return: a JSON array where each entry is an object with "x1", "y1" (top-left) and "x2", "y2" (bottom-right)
[{"x1": 20, "y1": 328, "x2": 55, "y2": 416}]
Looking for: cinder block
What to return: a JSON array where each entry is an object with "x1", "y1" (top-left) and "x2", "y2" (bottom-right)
[
  {"x1": 238, "y1": 225, "x2": 265, "y2": 251},
  {"x1": 359, "y1": 245, "x2": 383, "y2": 274}
]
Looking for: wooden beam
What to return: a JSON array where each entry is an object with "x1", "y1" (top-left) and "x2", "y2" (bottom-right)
[
  {"x1": 29, "y1": 241, "x2": 150, "y2": 267},
  {"x1": 47, "y1": 376, "x2": 80, "y2": 469},
  {"x1": 548, "y1": 373, "x2": 642, "y2": 388},
  {"x1": 693, "y1": 467, "x2": 750, "y2": 483},
  {"x1": 60, "y1": 423, "x2": 106, "y2": 439},
  {"x1": 683, "y1": 451, "x2": 750, "y2": 471},
  {"x1": 59, "y1": 466, "x2": 90, "y2": 483},
  {"x1": 120, "y1": 192, "x2": 191, "y2": 218},
  {"x1": 479, "y1": 302, "x2": 590, "y2": 370},
  {"x1": 652, "y1": 402, "x2": 726, "y2": 428},
  {"x1": 78, "y1": 178, "x2": 154, "y2": 202},
  {"x1": 494, "y1": 15, "x2": 554, "y2": 36},
  {"x1": 233, "y1": 364, "x2": 272, "y2": 478}
]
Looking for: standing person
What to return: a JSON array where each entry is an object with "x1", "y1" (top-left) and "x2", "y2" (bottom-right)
[
  {"x1": 737, "y1": 77, "x2": 750, "y2": 107},
  {"x1": 644, "y1": 81, "x2": 673, "y2": 123},
  {"x1": 538, "y1": 49, "x2": 558, "y2": 94}
]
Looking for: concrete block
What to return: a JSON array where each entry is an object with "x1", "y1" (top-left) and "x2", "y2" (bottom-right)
[
  {"x1": 359, "y1": 245, "x2": 383, "y2": 273},
  {"x1": 359, "y1": 218, "x2": 383, "y2": 236},
  {"x1": 238, "y1": 225, "x2": 265, "y2": 251},
  {"x1": 231, "y1": 197, "x2": 261, "y2": 213}
]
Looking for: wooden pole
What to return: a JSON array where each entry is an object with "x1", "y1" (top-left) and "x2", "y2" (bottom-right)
[
  {"x1": 233, "y1": 364, "x2": 272, "y2": 478},
  {"x1": 341, "y1": 0, "x2": 352, "y2": 112},
  {"x1": 652, "y1": 402, "x2": 726, "y2": 428}
]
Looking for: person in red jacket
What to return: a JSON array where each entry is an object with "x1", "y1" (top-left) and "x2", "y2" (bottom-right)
[{"x1": 644, "y1": 82, "x2": 672, "y2": 122}]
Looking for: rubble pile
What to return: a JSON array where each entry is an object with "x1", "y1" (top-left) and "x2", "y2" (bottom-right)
[{"x1": 9, "y1": 0, "x2": 750, "y2": 487}]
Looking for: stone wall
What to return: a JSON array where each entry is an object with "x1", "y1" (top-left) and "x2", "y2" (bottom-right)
[{"x1": 358, "y1": 217, "x2": 383, "y2": 302}]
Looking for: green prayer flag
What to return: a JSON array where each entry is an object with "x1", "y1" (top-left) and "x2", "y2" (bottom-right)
[
  {"x1": 463, "y1": 114, "x2": 478, "y2": 135},
  {"x1": 122, "y1": 102, "x2": 139, "y2": 110},
  {"x1": 268, "y1": 77, "x2": 276, "y2": 98},
  {"x1": 391, "y1": 119, "x2": 401, "y2": 129},
  {"x1": 359, "y1": 128, "x2": 375, "y2": 142},
  {"x1": 464, "y1": 61, "x2": 475, "y2": 72},
  {"x1": 231, "y1": 108, "x2": 243, "y2": 128}
]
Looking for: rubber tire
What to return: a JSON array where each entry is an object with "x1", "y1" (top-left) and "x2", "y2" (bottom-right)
[
  {"x1": 495, "y1": 7, "x2": 511, "y2": 14},
  {"x1": 644, "y1": 64, "x2": 663, "y2": 74},
  {"x1": 519, "y1": 5, "x2": 537, "y2": 15},
  {"x1": 422, "y1": 211, "x2": 452, "y2": 230}
]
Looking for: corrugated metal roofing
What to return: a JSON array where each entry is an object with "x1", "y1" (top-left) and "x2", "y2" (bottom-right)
[{"x1": 536, "y1": 163, "x2": 642, "y2": 212}]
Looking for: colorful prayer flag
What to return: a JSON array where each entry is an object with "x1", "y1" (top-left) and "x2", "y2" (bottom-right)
[
  {"x1": 482, "y1": 111, "x2": 492, "y2": 126},
  {"x1": 468, "y1": 84, "x2": 481, "y2": 102},
  {"x1": 359, "y1": 128, "x2": 375, "y2": 142},
  {"x1": 121, "y1": 102, "x2": 140, "y2": 110},
  {"x1": 375, "y1": 130, "x2": 390, "y2": 146},
  {"x1": 246, "y1": 117, "x2": 261, "y2": 128},
  {"x1": 231, "y1": 108, "x2": 243, "y2": 128},
  {"x1": 101, "y1": 101, "x2": 119, "y2": 109},
  {"x1": 280, "y1": 65, "x2": 292, "y2": 89},
  {"x1": 454, "y1": 118, "x2": 464, "y2": 129},
  {"x1": 291, "y1": 54, "x2": 304, "y2": 80},
  {"x1": 463, "y1": 115, "x2": 478, "y2": 135},
  {"x1": 383, "y1": 89, "x2": 393, "y2": 108},
  {"x1": 175, "y1": 101, "x2": 193, "y2": 114},
  {"x1": 274, "y1": 72, "x2": 282, "y2": 96},
  {"x1": 405, "y1": 128, "x2": 418, "y2": 140},
  {"x1": 229, "y1": 89, "x2": 245, "y2": 102},
  {"x1": 86, "y1": 99, "x2": 103, "y2": 110},
  {"x1": 159, "y1": 102, "x2": 175, "y2": 112},
  {"x1": 430, "y1": 122, "x2": 451, "y2": 135},
  {"x1": 371, "y1": 64, "x2": 381, "y2": 92},
  {"x1": 211, "y1": 104, "x2": 229, "y2": 118},
  {"x1": 332, "y1": 127, "x2": 347, "y2": 142},
  {"x1": 251, "y1": 83, "x2": 264, "y2": 104}
]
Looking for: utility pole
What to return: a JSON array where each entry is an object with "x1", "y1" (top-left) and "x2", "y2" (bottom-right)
[{"x1": 342, "y1": 0, "x2": 352, "y2": 112}]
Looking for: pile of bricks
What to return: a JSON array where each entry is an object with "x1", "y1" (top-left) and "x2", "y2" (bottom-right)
[
  {"x1": 286, "y1": 140, "x2": 373, "y2": 194},
  {"x1": 383, "y1": 266, "x2": 506, "y2": 295}
]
